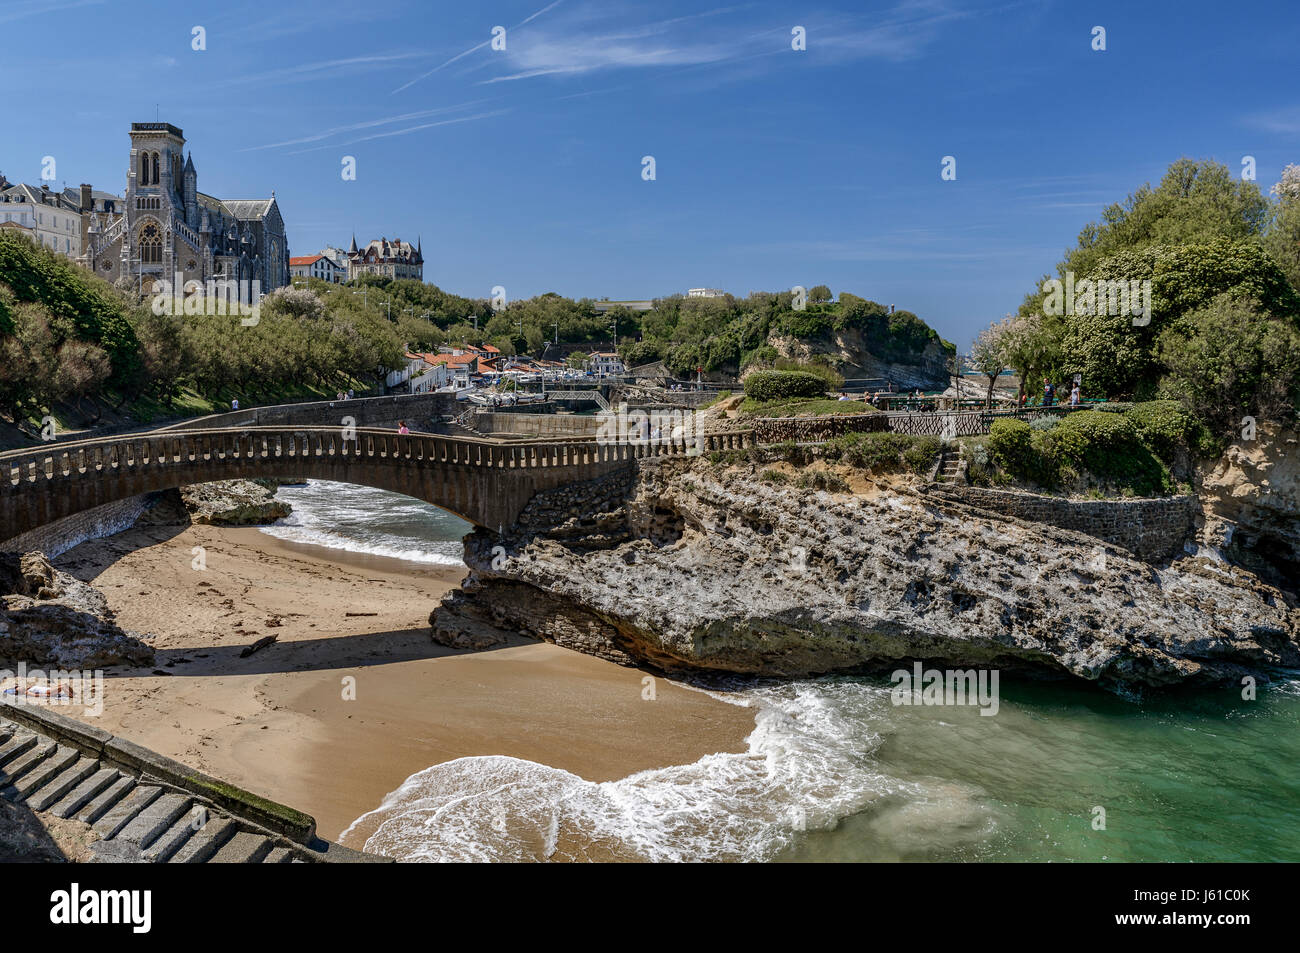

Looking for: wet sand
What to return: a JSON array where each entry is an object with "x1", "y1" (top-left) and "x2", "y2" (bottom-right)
[{"x1": 51, "y1": 523, "x2": 754, "y2": 843}]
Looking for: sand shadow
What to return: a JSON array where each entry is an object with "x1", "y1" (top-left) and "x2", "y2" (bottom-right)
[
  {"x1": 0, "y1": 789, "x2": 72, "y2": 863},
  {"x1": 53, "y1": 520, "x2": 193, "y2": 584},
  {"x1": 96, "y1": 625, "x2": 532, "y2": 680}
]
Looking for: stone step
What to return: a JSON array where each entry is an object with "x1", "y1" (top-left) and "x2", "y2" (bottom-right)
[
  {"x1": 93, "y1": 784, "x2": 163, "y2": 839},
  {"x1": 26, "y1": 756, "x2": 99, "y2": 812},
  {"x1": 143, "y1": 813, "x2": 201, "y2": 863},
  {"x1": 75, "y1": 775, "x2": 137, "y2": 825},
  {"x1": 169, "y1": 816, "x2": 238, "y2": 863},
  {"x1": 113, "y1": 792, "x2": 193, "y2": 849},
  {"x1": 0, "y1": 731, "x2": 38, "y2": 769},
  {"x1": 50, "y1": 767, "x2": 121, "y2": 819},
  {"x1": 2, "y1": 744, "x2": 79, "y2": 801},
  {"x1": 0, "y1": 739, "x2": 56, "y2": 786},
  {"x1": 263, "y1": 846, "x2": 294, "y2": 863},
  {"x1": 209, "y1": 830, "x2": 273, "y2": 864},
  {"x1": 0, "y1": 720, "x2": 16, "y2": 745}
]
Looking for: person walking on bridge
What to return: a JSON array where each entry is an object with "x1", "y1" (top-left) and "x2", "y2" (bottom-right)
[{"x1": 397, "y1": 421, "x2": 410, "y2": 435}]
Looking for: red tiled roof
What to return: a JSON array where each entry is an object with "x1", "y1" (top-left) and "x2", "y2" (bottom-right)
[
  {"x1": 289, "y1": 255, "x2": 323, "y2": 266},
  {"x1": 420, "y1": 353, "x2": 478, "y2": 367}
]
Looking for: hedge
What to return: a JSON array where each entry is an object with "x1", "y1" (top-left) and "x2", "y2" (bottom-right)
[
  {"x1": 743, "y1": 370, "x2": 828, "y2": 401},
  {"x1": 821, "y1": 431, "x2": 939, "y2": 474}
]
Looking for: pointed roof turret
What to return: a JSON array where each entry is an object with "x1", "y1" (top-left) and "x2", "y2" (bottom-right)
[
  {"x1": 184, "y1": 152, "x2": 195, "y2": 172},
  {"x1": 349, "y1": 233, "x2": 357, "y2": 254}
]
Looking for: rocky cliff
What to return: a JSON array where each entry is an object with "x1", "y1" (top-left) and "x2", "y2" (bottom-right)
[
  {"x1": 1195, "y1": 423, "x2": 1300, "y2": 591},
  {"x1": 0, "y1": 552, "x2": 154, "y2": 669},
  {"x1": 768, "y1": 329, "x2": 952, "y2": 390},
  {"x1": 432, "y1": 458, "x2": 1299, "y2": 694}
]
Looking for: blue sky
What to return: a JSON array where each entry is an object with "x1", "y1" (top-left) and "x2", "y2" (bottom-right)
[{"x1": 4, "y1": 0, "x2": 1299, "y2": 347}]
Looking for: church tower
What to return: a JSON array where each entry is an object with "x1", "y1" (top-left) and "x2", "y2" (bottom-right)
[{"x1": 183, "y1": 152, "x2": 198, "y2": 229}]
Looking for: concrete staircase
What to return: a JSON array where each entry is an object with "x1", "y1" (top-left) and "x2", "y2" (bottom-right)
[
  {"x1": 934, "y1": 448, "x2": 964, "y2": 485},
  {"x1": 0, "y1": 711, "x2": 387, "y2": 864}
]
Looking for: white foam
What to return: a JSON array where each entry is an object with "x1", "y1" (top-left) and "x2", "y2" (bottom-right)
[
  {"x1": 258, "y1": 521, "x2": 464, "y2": 566},
  {"x1": 257, "y1": 479, "x2": 466, "y2": 567},
  {"x1": 343, "y1": 679, "x2": 988, "y2": 862}
]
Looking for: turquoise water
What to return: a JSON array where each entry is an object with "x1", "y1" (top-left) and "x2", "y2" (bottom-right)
[
  {"x1": 274, "y1": 481, "x2": 1300, "y2": 862},
  {"x1": 773, "y1": 676, "x2": 1300, "y2": 862}
]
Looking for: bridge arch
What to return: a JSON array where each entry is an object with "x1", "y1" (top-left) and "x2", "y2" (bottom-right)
[{"x1": 1, "y1": 427, "x2": 755, "y2": 546}]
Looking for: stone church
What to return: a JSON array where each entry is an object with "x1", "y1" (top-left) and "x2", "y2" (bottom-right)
[{"x1": 78, "y1": 122, "x2": 289, "y2": 300}]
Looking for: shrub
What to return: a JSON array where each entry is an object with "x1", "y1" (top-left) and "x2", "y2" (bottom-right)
[
  {"x1": 988, "y1": 418, "x2": 1035, "y2": 473},
  {"x1": 1046, "y1": 410, "x2": 1169, "y2": 494},
  {"x1": 964, "y1": 440, "x2": 999, "y2": 486},
  {"x1": 771, "y1": 357, "x2": 845, "y2": 391},
  {"x1": 821, "y1": 431, "x2": 935, "y2": 474},
  {"x1": 1028, "y1": 415, "x2": 1060, "y2": 431},
  {"x1": 796, "y1": 468, "x2": 850, "y2": 492},
  {"x1": 759, "y1": 468, "x2": 790, "y2": 484},
  {"x1": 743, "y1": 370, "x2": 828, "y2": 401},
  {"x1": 766, "y1": 440, "x2": 811, "y2": 465},
  {"x1": 1124, "y1": 399, "x2": 1204, "y2": 462},
  {"x1": 902, "y1": 435, "x2": 942, "y2": 474},
  {"x1": 705, "y1": 448, "x2": 750, "y2": 466}
]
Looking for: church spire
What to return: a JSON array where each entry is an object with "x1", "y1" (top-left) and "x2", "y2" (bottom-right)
[{"x1": 349, "y1": 232, "x2": 357, "y2": 254}]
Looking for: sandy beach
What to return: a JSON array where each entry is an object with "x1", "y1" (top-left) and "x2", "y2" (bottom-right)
[{"x1": 48, "y1": 522, "x2": 755, "y2": 845}]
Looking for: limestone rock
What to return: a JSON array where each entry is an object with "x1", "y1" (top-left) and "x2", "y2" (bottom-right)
[
  {"x1": 432, "y1": 458, "x2": 1299, "y2": 695},
  {"x1": 180, "y1": 480, "x2": 291, "y2": 526},
  {"x1": 0, "y1": 551, "x2": 154, "y2": 668},
  {"x1": 1195, "y1": 423, "x2": 1300, "y2": 588}
]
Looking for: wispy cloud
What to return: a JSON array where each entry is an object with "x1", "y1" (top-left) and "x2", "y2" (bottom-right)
[
  {"x1": 392, "y1": 0, "x2": 566, "y2": 93},
  {"x1": 0, "y1": 0, "x2": 102, "y2": 25},
  {"x1": 280, "y1": 110, "x2": 508, "y2": 155},
  {"x1": 238, "y1": 102, "x2": 492, "y2": 152},
  {"x1": 214, "y1": 51, "x2": 434, "y2": 89},
  {"x1": 481, "y1": 6, "x2": 747, "y2": 84},
  {"x1": 475, "y1": 0, "x2": 966, "y2": 86},
  {"x1": 1244, "y1": 106, "x2": 1300, "y2": 135},
  {"x1": 812, "y1": 0, "x2": 971, "y2": 63}
]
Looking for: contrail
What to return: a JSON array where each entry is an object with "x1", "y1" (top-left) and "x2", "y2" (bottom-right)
[{"x1": 391, "y1": 0, "x2": 564, "y2": 94}]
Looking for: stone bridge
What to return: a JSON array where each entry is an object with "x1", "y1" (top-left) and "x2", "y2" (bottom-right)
[{"x1": 0, "y1": 427, "x2": 755, "y2": 545}]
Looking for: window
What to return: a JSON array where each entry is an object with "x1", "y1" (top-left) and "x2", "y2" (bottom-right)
[
  {"x1": 139, "y1": 222, "x2": 162, "y2": 264},
  {"x1": 152, "y1": 153, "x2": 160, "y2": 187}
]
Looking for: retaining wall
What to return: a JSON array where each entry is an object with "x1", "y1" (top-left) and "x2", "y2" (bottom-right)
[
  {"x1": 921, "y1": 484, "x2": 1197, "y2": 562},
  {"x1": 752, "y1": 414, "x2": 888, "y2": 443}
]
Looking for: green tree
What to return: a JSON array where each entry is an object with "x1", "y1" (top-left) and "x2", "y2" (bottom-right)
[{"x1": 1156, "y1": 293, "x2": 1300, "y2": 437}]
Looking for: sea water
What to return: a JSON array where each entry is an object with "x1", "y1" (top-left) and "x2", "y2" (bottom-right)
[{"x1": 268, "y1": 481, "x2": 1300, "y2": 862}]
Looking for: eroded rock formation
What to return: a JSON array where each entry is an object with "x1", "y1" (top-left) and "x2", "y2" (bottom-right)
[
  {"x1": 180, "y1": 479, "x2": 291, "y2": 526},
  {"x1": 1196, "y1": 423, "x2": 1300, "y2": 590},
  {"x1": 432, "y1": 458, "x2": 1299, "y2": 694},
  {"x1": 0, "y1": 552, "x2": 154, "y2": 669}
]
